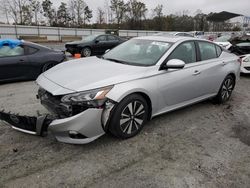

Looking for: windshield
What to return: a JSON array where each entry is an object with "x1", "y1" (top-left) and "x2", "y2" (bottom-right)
[
  {"x1": 103, "y1": 39, "x2": 172, "y2": 66},
  {"x1": 215, "y1": 35, "x2": 231, "y2": 42}
]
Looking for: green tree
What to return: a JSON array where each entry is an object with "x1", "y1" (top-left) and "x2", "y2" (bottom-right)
[
  {"x1": 57, "y1": 2, "x2": 70, "y2": 27},
  {"x1": 83, "y1": 6, "x2": 92, "y2": 25},
  {"x1": 42, "y1": 0, "x2": 57, "y2": 26}
]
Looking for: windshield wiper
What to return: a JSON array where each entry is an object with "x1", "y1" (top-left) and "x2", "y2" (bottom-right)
[{"x1": 103, "y1": 58, "x2": 129, "y2": 65}]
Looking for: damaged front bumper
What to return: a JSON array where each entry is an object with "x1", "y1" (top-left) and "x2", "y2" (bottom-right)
[
  {"x1": 0, "y1": 110, "x2": 53, "y2": 136},
  {"x1": 0, "y1": 101, "x2": 115, "y2": 144}
]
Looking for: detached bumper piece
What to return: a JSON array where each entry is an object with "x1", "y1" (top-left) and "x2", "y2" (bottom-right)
[{"x1": 0, "y1": 110, "x2": 53, "y2": 136}]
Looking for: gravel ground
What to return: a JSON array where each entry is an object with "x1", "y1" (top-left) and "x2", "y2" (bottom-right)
[{"x1": 0, "y1": 76, "x2": 250, "y2": 188}]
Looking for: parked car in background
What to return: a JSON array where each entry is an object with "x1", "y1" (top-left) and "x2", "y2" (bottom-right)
[
  {"x1": 190, "y1": 31, "x2": 205, "y2": 38},
  {"x1": 229, "y1": 42, "x2": 250, "y2": 56},
  {"x1": 240, "y1": 54, "x2": 250, "y2": 74},
  {"x1": 0, "y1": 39, "x2": 66, "y2": 83},
  {"x1": 1, "y1": 36, "x2": 240, "y2": 144},
  {"x1": 65, "y1": 34, "x2": 126, "y2": 57},
  {"x1": 214, "y1": 35, "x2": 232, "y2": 49},
  {"x1": 154, "y1": 32, "x2": 194, "y2": 37}
]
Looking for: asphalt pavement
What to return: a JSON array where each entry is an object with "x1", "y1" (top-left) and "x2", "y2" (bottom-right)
[{"x1": 0, "y1": 75, "x2": 250, "y2": 187}]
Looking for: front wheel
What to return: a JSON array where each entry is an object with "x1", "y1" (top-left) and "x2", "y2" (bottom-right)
[
  {"x1": 214, "y1": 75, "x2": 235, "y2": 104},
  {"x1": 81, "y1": 47, "x2": 91, "y2": 57},
  {"x1": 108, "y1": 94, "x2": 149, "y2": 139}
]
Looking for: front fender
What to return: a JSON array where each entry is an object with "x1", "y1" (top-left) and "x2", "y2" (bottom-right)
[{"x1": 106, "y1": 78, "x2": 159, "y2": 116}]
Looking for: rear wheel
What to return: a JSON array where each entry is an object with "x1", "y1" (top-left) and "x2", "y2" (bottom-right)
[
  {"x1": 81, "y1": 47, "x2": 91, "y2": 57},
  {"x1": 214, "y1": 75, "x2": 235, "y2": 104},
  {"x1": 108, "y1": 94, "x2": 149, "y2": 139}
]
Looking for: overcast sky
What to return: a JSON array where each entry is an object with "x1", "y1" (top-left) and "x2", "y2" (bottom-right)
[
  {"x1": 57, "y1": 0, "x2": 250, "y2": 21},
  {"x1": 1, "y1": 0, "x2": 249, "y2": 23}
]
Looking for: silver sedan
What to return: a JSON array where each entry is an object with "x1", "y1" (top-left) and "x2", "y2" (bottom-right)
[{"x1": 1, "y1": 36, "x2": 241, "y2": 144}]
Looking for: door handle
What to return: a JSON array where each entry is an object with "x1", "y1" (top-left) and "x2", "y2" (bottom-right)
[{"x1": 193, "y1": 70, "x2": 201, "y2": 76}]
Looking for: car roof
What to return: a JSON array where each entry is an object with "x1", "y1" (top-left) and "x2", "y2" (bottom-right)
[
  {"x1": 135, "y1": 35, "x2": 195, "y2": 43},
  {"x1": 23, "y1": 41, "x2": 52, "y2": 50}
]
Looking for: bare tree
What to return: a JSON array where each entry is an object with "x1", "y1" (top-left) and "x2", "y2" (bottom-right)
[
  {"x1": 68, "y1": 0, "x2": 86, "y2": 26},
  {"x1": 7, "y1": 0, "x2": 30, "y2": 24},
  {"x1": 97, "y1": 7, "x2": 105, "y2": 24},
  {"x1": 0, "y1": 0, "x2": 10, "y2": 24},
  {"x1": 127, "y1": 0, "x2": 147, "y2": 21},
  {"x1": 104, "y1": 0, "x2": 112, "y2": 23},
  {"x1": 153, "y1": 4, "x2": 163, "y2": 18},
  {"x1": 68, "y1": 0, "x2": 77, "y2": 26},
  {"x1": 110, "y1": 0, "x2": 127, "y2": 26},
  {"x1": 31, "y1": 0, "x2": 42, "y2": 25},
  {"x1": 152, "y1": 4, "x2": 164, "y2": 30}
]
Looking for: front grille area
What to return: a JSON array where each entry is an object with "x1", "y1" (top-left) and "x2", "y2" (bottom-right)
[
  {"x1": 38, "y1": 88, "x2": 88, "y2": 118},
  {"x1": 65, "y1": 44, "x2": 77, "y2": 53},
  {"x1": 0, "y1": 111, "x2": 37, "y2": 132}
]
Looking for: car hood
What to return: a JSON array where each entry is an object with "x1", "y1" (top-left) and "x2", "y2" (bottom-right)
[{"x1": 38, "y1": 57, "x2": 151, "y2": 95}]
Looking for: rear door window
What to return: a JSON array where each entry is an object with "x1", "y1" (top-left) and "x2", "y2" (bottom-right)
[
  {"x1": 25, "y1": 46, "x2": 39, "y2": 55},
  {"x1": 96, "y1": 35, "x2": 107, "y2": 42},
  {"x1": 198, "y1": 42, "x2": 217, "y2": 61},
  {"x1": 168, "y1": 42, "x2": 197, "y2": 64},
  {"x1": 107, "y1": 35, "x2": 118, "y2": 41}
]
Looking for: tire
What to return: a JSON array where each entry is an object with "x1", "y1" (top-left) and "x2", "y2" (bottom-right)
[
  {"x1": 214, "y1": 75, "x2": 235, "y2": 104},
  {"x1": 42, "y1": 63, "x2": 54, "y2": 73},
  {"x1": 108, "y1": 94, "x2": 149, "y2": 139},
  {"x1": 81, "y1": 47, "x2": 92, "y2": 57}
]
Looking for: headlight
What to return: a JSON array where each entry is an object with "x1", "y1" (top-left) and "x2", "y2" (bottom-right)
[
  {"x1": 243, "y1": 57, "x2": 250, "y2": 63},
  {"x1": 61, "y1": 86, "x2": 113, "y2": 107}
]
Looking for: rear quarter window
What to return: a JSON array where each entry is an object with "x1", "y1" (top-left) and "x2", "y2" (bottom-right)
[
  {"x1": 25, "y1": 46, "x2": 39, "y2": 55},
  {"x1": 198, "y1": 42, "x2": 217, "y2": 61},
  {"x1": 216, "y1": 45, "x2": 222, "y2": 57}
]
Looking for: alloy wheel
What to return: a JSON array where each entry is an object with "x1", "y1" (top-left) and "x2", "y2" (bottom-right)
[
  {"x1": 221, "y1": 78, "x2": 234, "y2": 101},
  {"x1": 82, "y1": 48, "x2": 91, "y2": 57},
  {"x1": 120, "y1": 101, "x2": 146, "y2": 135}
]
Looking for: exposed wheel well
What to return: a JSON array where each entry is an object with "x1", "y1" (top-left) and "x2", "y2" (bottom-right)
[
  {"x1": 133, "y1": 92, "x2": 152, "y2": 120},
  {"x1": 228, "y1": 73, "x2": 236, "y2": 82},
  {"x1": 227, "y1": 73, "x2": 236, "y2": 89}
]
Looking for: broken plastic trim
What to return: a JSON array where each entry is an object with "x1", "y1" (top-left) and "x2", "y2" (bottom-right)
[
  {"x1": 0, "y1": 110, "x2": 54, "y2": 136},
  {"x1": 101, "y1": 100, "x2": 116, "y2": 131}
]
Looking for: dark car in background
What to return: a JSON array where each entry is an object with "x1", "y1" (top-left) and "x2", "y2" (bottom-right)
[
  {"x1": 0, "y1": 39, "x2": 66, "y2": 83},
  {"x1": 65, "y1": 34, "x2": 126, "y2": 57},
  {"x1": 229, "y1": 42, "x2": 250, "y2": 56}
]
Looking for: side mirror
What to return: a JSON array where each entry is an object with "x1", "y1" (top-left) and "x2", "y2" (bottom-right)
[
  {"x1": 105, "y1": 49, "x2": 110, "y2": 54},
  {"x1": 162, "y1": 59, "x2": 185, "y2": 70}
]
